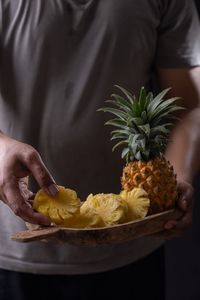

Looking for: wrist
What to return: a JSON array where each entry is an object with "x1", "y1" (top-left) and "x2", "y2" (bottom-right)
[{"x1": 176, "y1": 170, "x2": 193, "y2": 185}]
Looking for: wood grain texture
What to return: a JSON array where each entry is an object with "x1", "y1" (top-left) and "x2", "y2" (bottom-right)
[{"x1": 11, "y1": 209, "x2": 182, "y2": 246}]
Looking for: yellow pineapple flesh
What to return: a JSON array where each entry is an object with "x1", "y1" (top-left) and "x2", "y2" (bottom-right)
[
  {"x1": 81, "y1": 193, "x2": 128, "y2": 226},
  {"x1": 120, "y1": 188, "x2": 150, "y2": 220},
  {"x1": 33, "y1": 186, "x2": 81, "y2": 226}
]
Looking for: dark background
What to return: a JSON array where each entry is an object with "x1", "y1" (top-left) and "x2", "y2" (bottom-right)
[
  {"x1": 165, "y1": 2, "x2": 200, "y2": 300},
  {"x1": 195, "y1": 0, "x2": 200, "y2": 15}
]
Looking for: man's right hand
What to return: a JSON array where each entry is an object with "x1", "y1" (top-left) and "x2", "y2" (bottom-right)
[{"x1": 0, "y1": 133, "x2": 58, "y2": 225}]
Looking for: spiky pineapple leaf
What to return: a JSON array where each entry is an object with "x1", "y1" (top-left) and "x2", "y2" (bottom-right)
[
  {"x1": 98, "y1": 85, "x2": 183, "y2": 162},
  {"x1": 138, "y1": 87, "x2": 147, "y2": 112},
  {"x1": 138, "y1": 124, "x2": 150, "y2": 136},
  {"x1": 135, "y1": 151, "x2": 143, "y2": 160},
  {"x1": 114, "y1": 85, "x2": 135, "y2": 105},
  {"x1": 150, "y1": 97, "x2": 181, "y2": 119},
  {"x1": 112, "y1": 140, "x2": 128, "y2": 152},
  {"x1": 128, "y1": 117, "x2": 143, "y2": 126},
  {"x1": 151, "y1": 106, "x2": 184, "y2": 126},
  {"x1": 147, "y1": 88, "x2": 171, "y2": 111},
  {"x1": 121, "y1": 147, "x2": 130, "y2": 160},
  {"x1": 110, "y1": 94, "x2": 133, "y2": 110},
  {"x1": 149, "y1": 123, "x2": 172, "y2": 136},
  {"x1": 129, "y1": 133, "x2": 143, "y2": 147},
  {"x1": 111, "y1": 135, "x2": 128, "y2": 141},
  {"x1": 99, "y1": 107, "x2": 128, "y2": 120},
  {"x1": 144, "y1": 92, "x2": 154, "y2": 110},
  {"x1": 141, "y1": 111, "x2": 147, "y2": 123},
  {"x1": 105, "y1": 99, "x2": 132, "y2": 114},
  {"x1": 105, "y1": 119, "x2": 128, "y2": 130},
  {"x1": 111, "y1": 129, "x2": 130, "y2": 136}
]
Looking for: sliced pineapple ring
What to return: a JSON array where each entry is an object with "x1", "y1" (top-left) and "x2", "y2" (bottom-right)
[
  {"x1": 120, "y1": 188, "x2": 150, "y2": 221},
  {"x1": 33, "y1": 186, "x2": 149, "y2": 228},
  {"x1": 74, "y1": 209, "x2": 105, "y2": 228},
  {"x1": 33, "y1": 186, "x2": 81, "y2": 226},
  {"x1": 81, "y1": 193, "x2": 128, "y2": 226}
]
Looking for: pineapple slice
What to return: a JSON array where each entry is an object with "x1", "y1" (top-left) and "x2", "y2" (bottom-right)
[
  {"x1": 33, "y1": 186, "x2": 81, "y2": 226},
  {"x1": 33, "y1": 185, "x2": 149, "y2": 228},
  {"x1": 120, "y1": 188, "x2": 150, "y2": 221},
  {"x1": 81, "y1": 193, "x2": 128, "y2": 226},
  {"x1": 74, "y1": 209, "x2": 105, "y2": 228}
]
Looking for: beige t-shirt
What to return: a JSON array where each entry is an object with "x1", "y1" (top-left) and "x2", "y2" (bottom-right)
[{"x1": 0, "y1": 0, "x2": 199, "y2": 274}]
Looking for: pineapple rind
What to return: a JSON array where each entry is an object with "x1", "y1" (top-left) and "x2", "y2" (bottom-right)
[
  {"x1": 99, "y1": 86, "x2": 181, "y2": 214},
  {"x1": 121, "y1": 157, "x2": 177, "y2": 214}
]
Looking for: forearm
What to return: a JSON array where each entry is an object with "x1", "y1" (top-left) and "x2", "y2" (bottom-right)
[
  {"x1": 165, "y1": 108, "x2": 200, "y2": 183},
  {"x1": 158, "y1": 67, "x2": 200, "y2": 183},
  {"x1": 0, "y1": 130, "x2": 15, "y2": 147}
]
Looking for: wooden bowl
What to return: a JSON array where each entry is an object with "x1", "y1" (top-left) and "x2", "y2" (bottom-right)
[{"x1": 11, "y1": 209, "x2": 182, "y2": 246}]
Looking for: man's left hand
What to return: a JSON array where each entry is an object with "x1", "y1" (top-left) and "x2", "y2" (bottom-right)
[{"x1": 157, "y1": 180, "x2": 194, "y2": 240}]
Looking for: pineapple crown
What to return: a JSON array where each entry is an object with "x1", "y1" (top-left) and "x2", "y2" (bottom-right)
[{"x1": 98, "y1": 85, "x2": 183, "y2": 162}]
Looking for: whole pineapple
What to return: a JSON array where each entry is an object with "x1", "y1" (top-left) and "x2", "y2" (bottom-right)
[{"x1": 99, "y1": 86, "x2": 182, "y2": 215}]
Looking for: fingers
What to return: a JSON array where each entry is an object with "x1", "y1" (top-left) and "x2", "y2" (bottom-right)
[
  {"x1": 164, "y1": 214, "x2": 192, "y2": 229},
  {"x1": 3, "y1": 180, "x2": 51, "y2": 225},
  {"x1": 177, "y1": 181, "x2": 194, "y2": 211},
  {"x1": 19, "y1": 178, "x2": 34, "y2": 200},
  {"x1": 0, "y1": 140, "x2": 57, "y2": 225},
  {"x1": 164, "y1": 208, "x2": 192, "y2": 231},
  {"x1": 153, "y1": 229, "x2": 183, "y2": 240},
  {"x1": 26, "y1": 199, "x2": 34, "y2": 206},
  {"x1": 20, "y1": 176, "x2": 29, "y2": 186},
  {"x1": 21, "y1": 149, "x2": 58, "y2": 196},
  {"x1": 164, "y1": 220, "x2": 178, "y2": 230},
  {"x1": 164, "y1": 181, "x2": 194, "y2": 233}
]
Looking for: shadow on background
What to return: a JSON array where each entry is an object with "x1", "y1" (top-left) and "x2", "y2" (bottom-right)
[
  {"x1": 165, "y1": 2, "x2": 200, "y2": 300},
  {"x1": 165, "y1": 176, "x2": 200, "y2": 300}
]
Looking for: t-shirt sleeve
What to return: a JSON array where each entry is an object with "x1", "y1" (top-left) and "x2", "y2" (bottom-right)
[{"x1": 156, "y1": 0, "x2": 200, "y2": 68}]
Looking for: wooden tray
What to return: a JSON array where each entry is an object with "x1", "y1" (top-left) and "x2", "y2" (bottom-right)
[{"x1": 11, "y1": 209, "x2": 182, "y2": 246}]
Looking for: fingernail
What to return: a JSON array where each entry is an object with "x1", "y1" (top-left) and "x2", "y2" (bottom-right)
[{"x1": 46, "y1": 184, "x2": 59, "y2": 197}]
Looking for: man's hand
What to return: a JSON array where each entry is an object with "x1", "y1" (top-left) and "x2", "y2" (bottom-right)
[
  {"x1": 0, "y1": 134, "x2": 58, "y2": 225},
  {"x1": 157, "y1": 67, "x2": 200, "y2": 239},
  {"x1": 158, "y1": 180, "x2": 194, "y2": 240}
]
